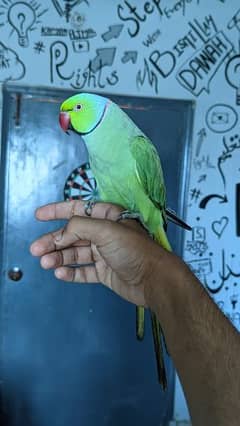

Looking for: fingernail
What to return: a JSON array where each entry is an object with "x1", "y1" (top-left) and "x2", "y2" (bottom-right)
[
  {"x1": 55, "y1": 268, "x2": 64, "y2": 279},
  {"x1": 41, "y1": 257, "x2": 52, "y2": 268},
  {"x1": 35, "y1": 208, "x2": 41, "y2": 219},
  {"x1": 30, "y1": 243, "x2": 40, "y2": 255},
  {"x1": 55, "y1": 229, "x2": 64, "y2": 242}
]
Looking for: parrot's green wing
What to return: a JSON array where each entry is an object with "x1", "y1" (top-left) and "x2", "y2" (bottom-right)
[
  {"x1": 130, "y1": 135, "x2": 167, "y2": 225},
  {"x1": 130, "y1": 135, "x2": 168, "y2": 389}
]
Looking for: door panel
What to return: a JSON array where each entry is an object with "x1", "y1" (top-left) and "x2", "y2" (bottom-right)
[{"x1": 0, "y1": 85, "x2": 194, "y2": 426}]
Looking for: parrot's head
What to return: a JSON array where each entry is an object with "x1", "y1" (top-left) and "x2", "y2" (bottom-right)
[{"x1": 59, "y1": 93, "x2": 109, "y2": 135}]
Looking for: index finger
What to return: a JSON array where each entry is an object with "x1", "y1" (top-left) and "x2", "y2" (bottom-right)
[{"x1": 35, "y1": 201, "x2": 124, "y2": 222}]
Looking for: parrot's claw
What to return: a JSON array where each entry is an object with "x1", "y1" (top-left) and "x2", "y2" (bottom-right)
[
  {"x1": 117, "y1": 210, "x2": 143, "y2": 222},
  {"x1": 84, "y1": 200, "x2": 96, "y2": 217},
  {"x1": 117, "y1": 210, "x2": 152, "y2": 235}
]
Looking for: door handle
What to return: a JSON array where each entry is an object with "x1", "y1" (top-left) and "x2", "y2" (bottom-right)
[{"x1": 8, "y1": 267, "x2": 23, "y2": 281}]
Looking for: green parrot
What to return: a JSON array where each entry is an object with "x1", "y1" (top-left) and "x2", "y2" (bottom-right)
[{"x1": 59, "y1": 92, "x2": 190, "y2": 389}]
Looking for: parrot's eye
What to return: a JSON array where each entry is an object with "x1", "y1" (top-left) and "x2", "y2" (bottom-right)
[{"x1": 74, "y1": 104, "x2": 82, "y2": 111}]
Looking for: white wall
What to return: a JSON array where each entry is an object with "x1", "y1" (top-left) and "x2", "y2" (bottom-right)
[{"x1": 1, "y1": 0, "x2": 240, "y2": 423}]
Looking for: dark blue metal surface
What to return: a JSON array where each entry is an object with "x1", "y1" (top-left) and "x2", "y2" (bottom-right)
[{"x1": 0, "y1": 85, "x2": 194, "y2": 426}]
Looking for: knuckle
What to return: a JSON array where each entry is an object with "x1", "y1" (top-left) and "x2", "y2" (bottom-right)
[
  {"x1": 72, "y1": 247, "x2": 78, "y2": 264},
  {"x1": 56, "y1": 250, "x2": 64, "y2": 266},
  {"x1": 67, "y1": 216, "x2": 80, "y2": 230},
  {"x1": 104, "y1": 203, "x2": 124, "y2": 220}
]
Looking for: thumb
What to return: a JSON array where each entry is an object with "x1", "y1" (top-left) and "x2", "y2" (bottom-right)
[{"x1": 54, "y1": 216, "x2": 115, "y2": 249}]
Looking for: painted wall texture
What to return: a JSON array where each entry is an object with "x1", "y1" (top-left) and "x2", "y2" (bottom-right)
[{"x1": 0, "y1": 0, "x2": 239, "y2": 422}]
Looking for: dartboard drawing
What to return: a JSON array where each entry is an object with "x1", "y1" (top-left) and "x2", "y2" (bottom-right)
[{"x1": 64, "y1": 163, "x2": 99, "y2": 202}]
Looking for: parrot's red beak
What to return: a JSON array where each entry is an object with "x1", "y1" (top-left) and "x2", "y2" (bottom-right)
[{"x1": 59, "y1": 111, "x2": 70, "y2": 132}]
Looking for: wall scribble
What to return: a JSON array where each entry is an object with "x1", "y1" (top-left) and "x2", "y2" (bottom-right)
[{"x1": 0, "y1": 0, "x2": 240, "y2": 419}]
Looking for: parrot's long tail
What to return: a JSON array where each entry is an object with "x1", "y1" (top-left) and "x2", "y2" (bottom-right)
[
  {"x1": 150, "y1": 310, "x2": 167, "y2": 390},
  {"x1": 136, "y1": 306, "x2": 145, "y2": 340},
  {"x1": 152, "y1": 225, "x2": 172, "y2": 389},
  {"x1": 136, "y1": 223, "x2": 171, "y2": 389}
]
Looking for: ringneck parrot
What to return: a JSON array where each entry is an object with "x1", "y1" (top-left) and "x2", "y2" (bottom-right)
[{"x1": 59, "y1": 92, "x2": 188, "y2": 389}]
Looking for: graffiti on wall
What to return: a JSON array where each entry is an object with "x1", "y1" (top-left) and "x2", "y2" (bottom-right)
[{"x1": 0, "y1": 0, "x2": 240, "y2": 331}]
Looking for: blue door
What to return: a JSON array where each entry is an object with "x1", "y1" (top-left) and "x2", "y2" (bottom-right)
[{"x1": 0, "y1": 85, "x2": 193, "y2": 426}]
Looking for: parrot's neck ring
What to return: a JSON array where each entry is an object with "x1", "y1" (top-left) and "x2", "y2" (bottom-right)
[{"x1": 77, "y1": 100, "x2": 110, "y2": 136}]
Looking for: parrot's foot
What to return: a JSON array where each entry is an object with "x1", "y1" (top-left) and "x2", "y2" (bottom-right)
[
  {"x1": 117, "y1": 210, "x2": 152, "y2": 236},
  {"x1": 84, "y1": 200, "x2": 96, "y2": 217}
]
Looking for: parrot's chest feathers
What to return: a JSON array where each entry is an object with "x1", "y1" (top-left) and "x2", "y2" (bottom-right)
[
  {"x1": 83, "y1": 104, "x2": 142, "y2": 207},
  {"x1": 85, "y1": 136, "x2": 136, "y2": 206},
  {"x1": 88, "y1": 143, "x2": 135, "y2": 200}
]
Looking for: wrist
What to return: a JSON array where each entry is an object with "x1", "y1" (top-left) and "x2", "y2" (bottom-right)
[{"x1": 144, "y1": 246, "x2": 189, "y2": 320}]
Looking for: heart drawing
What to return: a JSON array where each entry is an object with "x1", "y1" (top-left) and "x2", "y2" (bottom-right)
[{"x1": 211, "y1": 216, "x2": 229, "y2": 238}]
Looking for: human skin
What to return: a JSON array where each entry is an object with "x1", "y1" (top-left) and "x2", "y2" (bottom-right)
[{"x1": 30, "y1": 201, "x2": 240, "y2": 426}]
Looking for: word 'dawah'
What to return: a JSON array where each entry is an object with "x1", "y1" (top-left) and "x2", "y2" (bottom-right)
[{"x1": 176, "y1": 32, "x2": 233, "y2": 96}]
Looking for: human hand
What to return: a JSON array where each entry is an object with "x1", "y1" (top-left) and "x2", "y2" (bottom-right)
[{"x1": 30, "y1": 201, "x2": 170, "y2": 307}]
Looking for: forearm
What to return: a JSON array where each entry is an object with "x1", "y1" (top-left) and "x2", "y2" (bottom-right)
[{"x1": 145, "y1": 249, "x2": 240, "y2": 426}]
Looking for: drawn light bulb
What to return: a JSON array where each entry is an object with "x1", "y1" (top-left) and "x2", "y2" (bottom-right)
[
  {"x1": 8, "y1": 2, "x2": 35, "y2": 47},
  {"x1": 225, "y1": 55, "x2": 240, "y2": 105}
]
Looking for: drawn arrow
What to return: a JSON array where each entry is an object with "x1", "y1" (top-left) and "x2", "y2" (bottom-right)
[
  {"x1": 90, "y1": 48, "x2": 116, "y2": 72},
  {"x1": 51, "y1": 0, "x2": 89, "y2": 16},
  {"x1": 195, "y1": 127, "x2": 207, "y2": 157},
  {"x1": 121, "y1": 51, "x2": 138, "y2": 64},
  {"x1": 199, "y1": 194, "x2": 228, "y2": 209},
  {"x1": 102, "y1": 25, "x2": 124, "y2": 42},
  {"x1": 198, "y1": 174, "x2": 207, "y2": 183}
]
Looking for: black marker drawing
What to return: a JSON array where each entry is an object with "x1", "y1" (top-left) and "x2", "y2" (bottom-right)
[
  {"x1": 185, "y1": 226, "x2": 208, "y2": 257},
  {"x1": 176, "y1": 32, "x2": 234, "y2": 97},
  {"x1": 186, "y1": 257, "x2": 212, "y2": 284},
  {"x1": 164, "y1": 0, "x2": 200, "y2": 19},
  {"x1": 117, "y1": 0, "x2": 163, "y2": 38},
  {"x1": 102, "y1": 24, "x2": 124, "y2": 42},
  {"x1": 142, "y1": 29, "x2": 161, "y2": 47},
  {"x1": 225, "y1": 55, "x2": 240, "y2": 105},
  {"x1": 217, "y1": 134, "x2": 240, "y2": 189},
  {"x1": 211, "y1": 216, "x2": 229, "y2": 238},
  {"x1": 136, "y1": 58, "x2": 158, "y2": 94},
  {"x1": 136, "y1": 15, "x2": 220, "y2": 94},
  {"x1": 91, "y1": 48, "x2": 116, "y2": 73},
  {"x1": 149, "y1": 49, "x2": 176, "y2": 79},
  {"x1": 71, "y1": 61, "x2": 119, "y2": 90},
  {"x1": 51, "y1": 0, "x2": 89, "y2": 23},
  {"x1": 227, "y1": 8, "x2": 240, "y2": 53},
  {"x1": 136, "y1": 50, "x2": 175, "y2": 93},
  {"x1": 34, "y1": 41, "x2": 45, "y2": 54},
  {"x1": 0, "y1": 41, "x2": 25, "y2": 82},
  {"x1": 69, "y1": 28, "x2": 95, "y2": 53},
  {"x1": 193, "y1": 155, "x2": 215, "y2": 171},
  {"x1": 72, "y1": 40, "x2": 89, "y2": 53},
  {"x1": 42, "y1": 27, "x2": 68, "y2": 37},
  {"x1": 121, "y1": 51, "x2": 138, "y2": 64},
  {"x1": 198, "y1": 174, "x2": 207, "y2": 183},
  {"x1": 50, "y1": 41, "x2": 74, "y2": 83},
  {"x1": 236, "y1": 183, "x2": 240, "y2": 236},
  {"x1": 195, "y1": 128, "x2": 206, "y2": 157},
  {"x1": 204, "y1": 250, "x2": 240, "y2": 295},
  {"x1": 206, "y1": 104, "x2": 238, "y2": 133},
  {"x1": 173, "y1": 15, "x2": 217, "y2": 58},
  {"x1": 199, "y1": 193, "x2": 228, "y2": 209},
  {"x1": 0, "y1": 0, "x2": 48, "y2": 47},
  {"x1": 230, "y1": 294, "x2": 238, "y2": 310},
  {"x1": 190, "y1": 188, "x2": 202, "y2": 202},
  {"x1": 69, "y1": 29, "x2": 97, "y2": 40}
]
